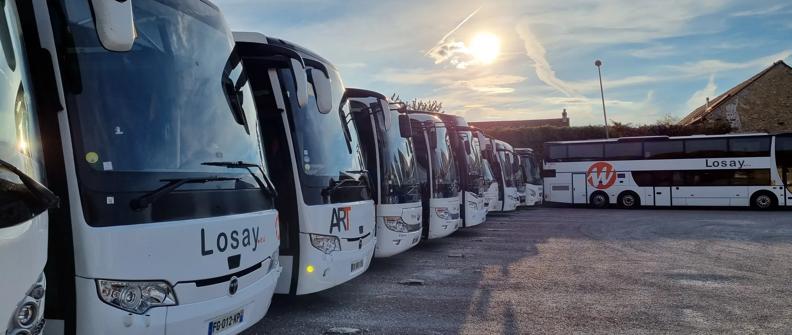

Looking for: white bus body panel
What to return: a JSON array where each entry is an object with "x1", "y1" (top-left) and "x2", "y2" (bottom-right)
[
  {"x1": 374, "y1": 202, "x2": 422, "y2": 258},
  {"x1": 68, "y1": 209, "x2": 281, "y2": 335},
  {"x1": 463, "y1": 191, "x2": 486, "y2": 227},
  {"x1": 428, "y1": 197, "x2": 460, "y2": 239},
  {"x1": 523, "y1": 184, "x2": 543, "y2": 206},
  {"x1": 501, "y1": 187, "x2": 519, "y2": 212},
  {"x1": 0, "y1": 214, "x2": 48, "y2": 333},
  {"x1": 545, "y1": 157, "x2": 783, "y2": 207},
  {"x1": 483, "y1": 182, "x2": 499, "y2": 212},
  {"x1": 275, "y1": 200, "x2": 376, "y2": 295}
]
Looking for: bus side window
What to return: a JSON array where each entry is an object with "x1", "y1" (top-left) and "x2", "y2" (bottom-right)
[
  {"x1": 685, "y1": 138, "x2": 728, "y2": 158},
  {"x1": 644, "y1": 140, "x2": 684, "y2": 159},
  {"x1": 729, "y1": 137, "x2": 770, "y2": 157},
  {"x1": 546, "y1": 144, "x2": 567, "y2": 162},
  {"x1": 567, "y1": 143, "x2": 603, "y2": 161}
]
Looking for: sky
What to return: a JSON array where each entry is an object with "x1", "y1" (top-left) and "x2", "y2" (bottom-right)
[{"x1": 216, "y1": 0, "x2": 792, "y2": 126}]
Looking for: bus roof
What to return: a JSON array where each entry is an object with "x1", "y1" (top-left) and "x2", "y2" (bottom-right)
[{"x1": 545, "y1": 133, "x2": 770, "y2": 145}]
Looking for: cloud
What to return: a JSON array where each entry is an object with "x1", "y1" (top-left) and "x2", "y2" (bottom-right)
[
  {"x1": 686, "y1": 75, "x2": 718, "y2": 111},
  {"x1": 628, "y1": 44, "x2": 676, "y2": 59},
  {"x1": 668, "y1": 49, "x2": 792, "y2": 75},
  {"x1": 515, "y1": 22, "x2": 577, "y2": 97},
  {"x1": 426, "y1": 7, "x2": 487, "y2": 69},
  {"x1": 731, "y1": 4, "x2": 789, "y2": 17}
]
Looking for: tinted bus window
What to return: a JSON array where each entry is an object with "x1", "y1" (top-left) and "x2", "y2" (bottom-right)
[
  {"x1": 547, "y1": 145, "x2": 566, "y2": 161},
  {"x1": 567, "y1": 143, "x2": 603, "y2": 161},
  {"x1": 644, "y1": 141, "x2": 683, "y2": 159},
  {"x1": 729, "y1": 137, "x2": 770, "y2": 157},
  {"x1": 685, "y1": 138, "x2": 728, "y2": 158},
  {"x1": 605, "y1": 142, "x2": 642, "y2": 160},
  {"x1": 732, "y1": 169, "x2": 771, "y2": 186}
]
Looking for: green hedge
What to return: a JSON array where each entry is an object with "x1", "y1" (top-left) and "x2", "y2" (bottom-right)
[{"x1": 477, "y1": 121, "x2": 732, "y2": 160}]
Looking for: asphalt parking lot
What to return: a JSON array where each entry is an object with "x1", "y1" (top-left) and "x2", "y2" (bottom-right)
[{"x1": 244, "y1": 207, "x2": 792, "y2": 334}]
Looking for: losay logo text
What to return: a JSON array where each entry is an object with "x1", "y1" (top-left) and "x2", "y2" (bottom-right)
[
  {"x1": 587, "y1": 162, "x2": 616, "y2": 189},
  {"x1": 201, "y1": 227, "x2": 264, "y2": 256},
  {"x1": 329, "y1": 207, "x2": 352, "y2": 234}
]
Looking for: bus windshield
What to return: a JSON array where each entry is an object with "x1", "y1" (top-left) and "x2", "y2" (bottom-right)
[
  {"x1": 458, "y1": 131, "x2": 484, "y2": 191},
  {"x1": 55, "y1": 0, "x2": 271, "y2": 225},
  {"x1": 498, "y1": 150, "x2": 515, "y2": 187},
  {"x1": 379, "y1": 109, "x2": 420, "y2": 204},
  {"x1": 283, "y1": 67, "x2": 368, "y2": 205},
  {"x1": 430, "y1": 126, "x2": 458, "y2": 197},
  {"x1": 482, "y1": 159, "x2": 495, "y2": 184}
]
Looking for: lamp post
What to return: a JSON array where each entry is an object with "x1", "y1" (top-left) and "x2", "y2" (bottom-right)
[{"x1": 594, "y1": 59, "x2": 609, "y2": 139}]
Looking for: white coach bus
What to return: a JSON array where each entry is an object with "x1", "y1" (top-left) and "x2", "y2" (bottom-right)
[
  {"x1": 20, "y1": 1, "x2": 282, "y2": 334},
  {"x1": 235, "y1": 33, "x2": 376, "y2": 295},
  {"x1": 471, "y1": 128, "x2": 500, "y2": 212},
  {"x1": 408, "y1": 113, "x2": 461, "y2": 239},
  {"x1": 494, "y1": 140, "x2": 520, "y2": 212},
  {"x1": 348, "y1": 89, "x2": 422, "y2": 258},
  {"x1": 516, "y1": 148, "x2": 543, "y2": 207},
  {"x1": 1, "y1": 1, "x2": 58, "y2": 330},
  {"x1": 543, "y1": 134, "x2": 792, "y2": 209}
]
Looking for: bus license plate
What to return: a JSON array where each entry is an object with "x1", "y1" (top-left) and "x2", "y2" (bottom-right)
[
  {"x1": 208, "y1": 309, "x2": 244, "y2": 335},
  {"x1": 351, "y1": 259, "x2": 364, "y2": 272}
]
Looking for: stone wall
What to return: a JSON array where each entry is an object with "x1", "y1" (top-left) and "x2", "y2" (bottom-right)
[{"x1": 698, "y1": 64, "x2": 792, "y2": 133}]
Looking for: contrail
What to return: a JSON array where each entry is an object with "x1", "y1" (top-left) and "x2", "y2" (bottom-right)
[{"x1": 425, "y1": 6, "x2": 482, "y2": 56}]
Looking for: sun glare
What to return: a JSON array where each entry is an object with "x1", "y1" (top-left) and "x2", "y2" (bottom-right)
[{"x1": 469, "y1": 32, "x2": 500, "y2": 65}]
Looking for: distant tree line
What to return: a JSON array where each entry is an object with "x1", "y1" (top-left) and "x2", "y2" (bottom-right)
[
  {"x1": 390, "y1": 94, "x2": 444, "y2": 113},
  {"x1": 476, "y1": 119, "x2": 732, "y2": 160}
]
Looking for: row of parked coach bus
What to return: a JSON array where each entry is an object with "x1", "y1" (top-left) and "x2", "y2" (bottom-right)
[
  {"x1": 0, "y1": 1, "x2": 543, "y2": 334},
  {"x1": 3, "y1": 1, "x2": 788, "y2": 334}
]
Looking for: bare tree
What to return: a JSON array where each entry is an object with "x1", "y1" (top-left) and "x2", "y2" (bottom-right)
[{"x1": 391, "y1": 94, "x2": 444, "y2": 113}]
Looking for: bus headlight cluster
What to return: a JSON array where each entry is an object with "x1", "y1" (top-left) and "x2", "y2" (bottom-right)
[
  {"x1": 96, "y1": 280, "x2": 177, "y2": 314},
  {"x1": 8, "y1": 273, "x2": 46, "y2": 334},
  {"x1": 435, "y1": 208, "x2": 452, "y2": 220},
  {"x1": 309, "y1": 234, "x2": 341, "y2": 254},
  {"x1": 268, "y1": 249, "x2": 280, "y2": 272},
  {"x1": 382, "y1": 216, "x2": 409, "y2": 233}
]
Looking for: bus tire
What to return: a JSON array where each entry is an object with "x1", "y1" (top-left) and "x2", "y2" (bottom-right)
[
  {"x1": 589, "y1": 191, "x2": 609, "y2": 208},
  {"x1": 750, "y1": 191, "x2": 777, "y2": 210},
  {"x1": 618, "y1": 191, "x2": 641, "y2": 209}
]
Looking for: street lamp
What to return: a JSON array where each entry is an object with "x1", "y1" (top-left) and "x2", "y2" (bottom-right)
[{"x1": 595, "y1": 59, "x2": 609, "y2": 139}]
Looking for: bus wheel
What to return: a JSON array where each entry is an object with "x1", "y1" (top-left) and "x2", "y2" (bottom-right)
[
  {"x1": 751, "y1": 192, "x2": 777, "y2": 210},
  {"x1": 618, "y1": 191, "x2": 640, "y2": 209},
  {"x1": 590, "y1": 192, "x2": 609, "y2": 208}
]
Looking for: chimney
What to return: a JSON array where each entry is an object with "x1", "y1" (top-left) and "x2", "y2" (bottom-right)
[
  {"x1": 705, "y1": 97, "x2": 710, "y2": 109},
  {"x1": 561, "y1": 109, "x2": 569, "y2": 126}
]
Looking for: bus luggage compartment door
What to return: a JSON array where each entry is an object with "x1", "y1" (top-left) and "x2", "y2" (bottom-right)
[
  {"x1": 654, "y1": 187, "x2": 671, "y2": 206},
  {"x1": 572, "y1": 173, "x2": 587, "y2": 204}
]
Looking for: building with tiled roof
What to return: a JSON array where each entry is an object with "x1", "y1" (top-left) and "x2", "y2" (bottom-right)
[{"x1": 678, "y1": 60, "x2": 792, "y2": 133}]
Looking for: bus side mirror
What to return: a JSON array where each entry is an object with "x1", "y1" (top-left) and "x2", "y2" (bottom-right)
[
  {"x1": 398, "y1": 114, "x2": 412, "y2": 138},
  {"x1": 91, "y1": 0, "x2": 136, "y2": 52},
  {"x1": 309, "y1": 68, "x2": 333, "y2": 114},
  {"x1": 291, "y1": 59, "x2": 309, "y2": 108},
  {"x1": 464, "y1": 140, "x2": 472, "y2": 155}
]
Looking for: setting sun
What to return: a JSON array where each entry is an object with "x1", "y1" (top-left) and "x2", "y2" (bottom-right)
[{"x1": 469, "y1": 32, "x2": 500, "y2": 65}]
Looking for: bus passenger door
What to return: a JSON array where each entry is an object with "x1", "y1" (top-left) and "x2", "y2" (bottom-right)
[
  {"x1": 572, "y1": 173, "x2": 587, "y2": 204},
  {"x1": 654, "y1": 187, "x2": 671, "y2": 206}
]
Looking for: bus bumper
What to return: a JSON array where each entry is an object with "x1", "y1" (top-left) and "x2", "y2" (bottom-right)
[
  {"x1": 374, "y1": 227, "x2": 421, "y2": 258},
  {"x1": 73, "y1": 266, "x2": 281, "y2": 335},
  {"x1": 463, "y1": 199, "x2": 487, "y2": 228},
  {"x1": 294, "y1": 236, "x2": 376, "y2": 295}
]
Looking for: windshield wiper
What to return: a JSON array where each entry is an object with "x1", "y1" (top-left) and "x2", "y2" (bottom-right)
[
  {"x1": 130, "y1": 176, "x2": 239, "y2": 211},
  {"x1": 201, "y1": 161, "x2": 278, "y2": 198},
  {"x1": 0, "y1": 158, "x2": 59, "y2": 210}
]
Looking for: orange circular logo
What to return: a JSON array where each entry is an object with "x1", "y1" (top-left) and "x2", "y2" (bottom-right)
[{"x1": 587, "y1": 162, "x2": 616, "y2": 189}]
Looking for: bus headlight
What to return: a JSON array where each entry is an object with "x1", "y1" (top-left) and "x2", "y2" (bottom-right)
[
  {"x1": 14, "y1": 301, "x2": 37, "y2": 328},
  {"x1": 309, "y1": 234, "x2": 341, "y2": 254},
  {"x1": 382, "y1": 216, "x2": 409, "y2": 233},
  {"x1": 96, "y1": 280, "x2": 177, "y2": 314},
  {"x1": 435, "y1": 208, "x2": 452, "y2": 220}
]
